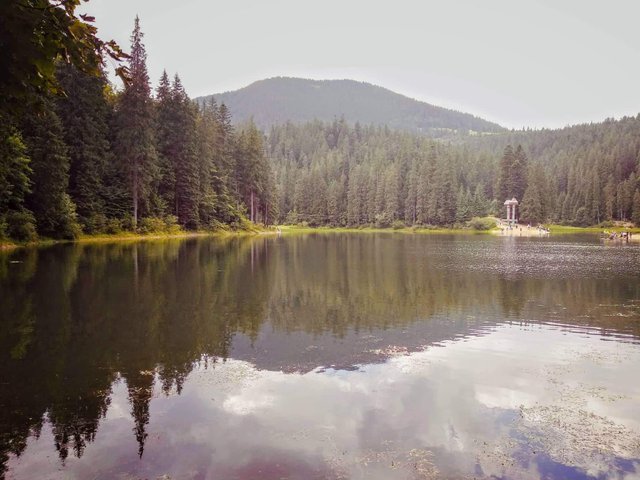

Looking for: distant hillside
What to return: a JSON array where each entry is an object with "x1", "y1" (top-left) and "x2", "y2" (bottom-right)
[{"x1": 196, "y1": 77, "x2": 505, "y2": 136}]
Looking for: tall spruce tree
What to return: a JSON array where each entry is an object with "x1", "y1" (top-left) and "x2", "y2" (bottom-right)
[
  {"x1": 170, "y1": 75, "x2": 200, "y2": 229},
  {"x1": 497, "y1": 144, "x2": 515, "y2": 202},
  {"x1": 511, "y1": 145, "x2": 528, "y2": 201},
  {"x1": 55, "y1": 64, "x2": 113, "y2": 231},
  {"x1": 0, "y1": 124, "x2": 34, "y2": 240},
  {"x1": 235, "y1": 121, "x2": 270, "y2": 223},
  {"x1": 217, "y1": 103, "x2": 236, "y2": 196},
  {"x1": 521, "y1": 181, "x2": 543, "y2": 224},
  {"x1": 154, "y1": 70, "x2": 175, "y2": 216},
  {"x1": 200, "y1": 98, "x2": 243, "y2": 225},
  {"x1": 632, "y1": 189, "x2": 640, "y2": 226},
  {"x1": 195, "y1": 99, "x2": 219, "y2": 227},
  {"x1": 113, "y1": 16, "x2": 157, "y2": 228},
  {"x1": 21, "y1": 97, "x2": 79, "y2": 239}
]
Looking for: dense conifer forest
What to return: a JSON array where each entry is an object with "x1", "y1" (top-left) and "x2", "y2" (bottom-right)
[
  {"x1": 1, "y1": 16, "x2": 274, "y2": 242},
  {"x1": 267, "y1": 118, "x2": 640, "y2": 227},
  {"x1": 2, "y1": 6, "x2": 640, "y2": 244}
]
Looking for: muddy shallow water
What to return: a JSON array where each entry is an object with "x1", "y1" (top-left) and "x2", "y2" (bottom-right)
[{"x1": 1, "y1": 233, "x2": 639, "y2": 479}]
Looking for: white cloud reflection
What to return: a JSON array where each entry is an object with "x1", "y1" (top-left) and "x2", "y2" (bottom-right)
[{"x1": 7, "y1": 324, "x2": 640, "y2": 479}]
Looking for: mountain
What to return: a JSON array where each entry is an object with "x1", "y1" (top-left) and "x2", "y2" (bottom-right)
[{"x1": 196, "y1": 77, "x2": 505, "y2": 136}]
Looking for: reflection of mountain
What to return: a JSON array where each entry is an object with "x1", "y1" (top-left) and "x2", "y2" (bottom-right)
[{"x1": 0, "y1": 234, "x2": 639, "y2": 473}]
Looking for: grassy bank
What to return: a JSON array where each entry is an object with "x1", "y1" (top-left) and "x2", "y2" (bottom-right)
[
  {"x1": 276, "y1": 225, "x2": 491, "y2": 235},
  {"x1": 3, "y1": 223, "x2": 639, "y2": 249},
  {"x1": 275, "y1": 223, "x2": 640, "y2": 236},
  {"x1": 546, "y1": 225, "x2": 640, "y2": 234},
  {"x1": 0, "y1": 226, "x2": 266, "y2": 250}
]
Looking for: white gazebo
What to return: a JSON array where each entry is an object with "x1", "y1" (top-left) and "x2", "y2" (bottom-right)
[{"x1": 504, "y1": 197, "x2": 518, "y2": 225}]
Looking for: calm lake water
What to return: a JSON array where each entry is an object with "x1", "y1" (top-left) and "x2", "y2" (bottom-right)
[{"x1": 1, "y1": 233, "x2": 639, "y2": 480}]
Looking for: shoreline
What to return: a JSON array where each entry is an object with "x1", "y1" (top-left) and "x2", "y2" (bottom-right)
[
  {"x1": 0, "y1": 228, "x2": 265, "y2": 251},
  {"x1": 2, "y1": 224, "x2": 640, "y2": 250},
  {"x1": 277, "y1": 224, "x2": 640, "y2": 236},
  {"x1": 275, "y1": 226, "x2": 490, "y2": 235}
]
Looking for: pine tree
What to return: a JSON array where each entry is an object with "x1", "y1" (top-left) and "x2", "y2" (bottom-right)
[
  {"x1": 497, "y1": 145, "x2": 515, "y2": 202},
  {"x1": 55, "y1": 63, "x2": 113, "y2": 231},
  {"x1": 511, "y1": 145, "x2": 528, "y2": 201},
  {"x1": 175, "y1": 76, "x2": 201, "y2": 228},
  {"x1": 21, "y1": 97, "x2": 80, "y2": 239},
  {"x1": 0, "y1": 123, "x2": 34, "y2": 240},
  {"x1": 156, "y1": 74, "x2": 201, "y2": 229},
  {"x1": 216, "y1": 102, "x2": 235, "y2": 181},
  {"x1": 455, "y1": 187, "x2": 473, "y2": 223},
  {"x1": 632, "y1": 189, "x2": 640, "y2": 226},
  {"x1": 347, "y1": 165, "x2": 363, "y2": 225},
  {"x1": 415, "y1": 156, "x2": 431, "y2": 224},
  {"x1": 204, "y1": 98, "x2": 242, "y2": 225},
  {"x1": 234, "y1": 121, "x2": 270, "y2": 224},
  {"x1": 472, "y1": 184, "x2": 489, "y2": 217},
  {"x1": 154, "y1": 70, "x2": 176, "y2": 215},
  {"x1": 195, "y1": 100, "x2": 220, "y2": 227},
  {"x1": 113, "y1": 17, "x2": 157, "y2": 228},
  {"x1": 403, "y1": 162, "x2": 418, "y2": 225},
  {"x1": 0, "y1": 125, "x2": 30, "y2": 213},
  {"x1": 327, "y1": 179, "x2": 344, "y2": 226},
  {"x1": 384, "y1": 164, "x2": 400, "y2": 221},
  {"x1": 434, "y1": 160, "x2": 456, "y2": 224},
  {"x1": 521, "y1": 181, "x2": 544, "y2": 224}
]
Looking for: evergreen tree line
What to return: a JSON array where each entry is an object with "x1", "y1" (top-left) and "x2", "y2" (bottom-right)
[
  {"x1": 267, "y1": 118, "x2": 640, "y2": 227},
  {"x1": 268, "y1": 120, "x2": 496, "y2": 227},
  {"x1": 463, "y1": 116, "x2": 640, "y2": 226},
  {"x1": 0, "y1": 17, "x2": 274, "y2": 242}
]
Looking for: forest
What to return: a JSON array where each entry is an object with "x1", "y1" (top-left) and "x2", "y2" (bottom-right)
[
  {"x1": 267, "y1": 118, "x2": 640, "y2": 227},
  {"x1": 2, "y1": 7, "x2": 640, "y2": 245},
  {"x1": 0, "y1": 15, "x2": 274, "y2": 242}
]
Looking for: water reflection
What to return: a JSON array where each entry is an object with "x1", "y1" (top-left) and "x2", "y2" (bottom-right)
[{"x1": 1, "y1": 234, "x2": 639, "y2": 479}]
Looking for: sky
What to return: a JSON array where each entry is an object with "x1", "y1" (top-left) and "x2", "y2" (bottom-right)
[{"x1": 81, "y1": 0, "x2": 640, "y2": 129}]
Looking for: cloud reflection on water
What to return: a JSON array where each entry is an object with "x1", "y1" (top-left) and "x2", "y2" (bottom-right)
[{"x1": 8, "y1": 323, "x2": 640, "y2": 480}]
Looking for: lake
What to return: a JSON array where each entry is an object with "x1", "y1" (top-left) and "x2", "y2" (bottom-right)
[{"x1": 1, "y1": 233, "x2": 639, "y2": 480}]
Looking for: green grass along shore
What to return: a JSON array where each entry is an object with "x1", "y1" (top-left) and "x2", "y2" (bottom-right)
[
  {"x1": 276, "y1": 224, "x2": 640, "y2": 235},
  {"x1": 0, "y1": 226, "x2": 263, "y2": 251},
  {"x1": 2, "y1": 222, "x2": 639, "y2": 251}
]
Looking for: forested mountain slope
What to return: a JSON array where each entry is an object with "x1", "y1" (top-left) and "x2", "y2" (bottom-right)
[{"x1": 197, "y1": 77, "x2": 505, "y2": 136}]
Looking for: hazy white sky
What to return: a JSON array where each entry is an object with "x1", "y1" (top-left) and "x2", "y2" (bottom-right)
[{"x1": 82, "y1": 0, "x2": 640, "y2": 129}]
